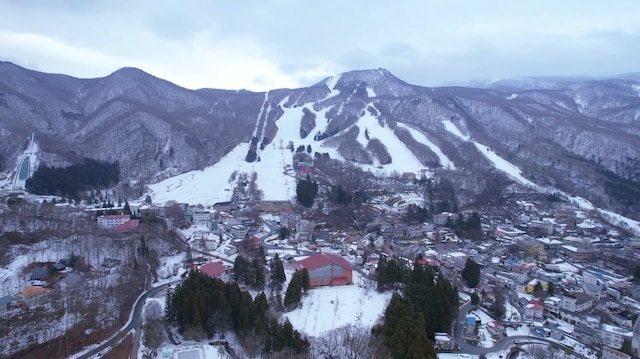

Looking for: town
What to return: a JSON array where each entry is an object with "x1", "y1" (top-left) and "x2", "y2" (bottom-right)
[{"x1": 1, "y1": 155, "x2": 640, "y2": 359}]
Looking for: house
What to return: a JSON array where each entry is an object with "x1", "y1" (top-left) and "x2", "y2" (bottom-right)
[
  {"x1": 228, "y1": 225, "x2": 248, "y2": 240},
  {"x1": 525, "y1": 301, "x2": 545, "y2": 320},
  {"x1": 464, "y1": 316, "x2": 479, "y2": 343},
  {"x1": 60, "y1": 273, "x2": 85, "y2": 290},
  {"x1": 213, "y1": 201, "x2": 233, "y2": 212},
  {"x1": 200, "y1": 261, "x2": 229, "y2": 280},
  {"x1": 556, "y1": 209, "x2": 577, "y2": 225},
  {"x1": 223, "y1": 246, "x2": 238, "y2": 256},
  {"x1": 296, "y1": 253, "x2": 353, "y2": 287},
  {"x1": 30, "y1": 267, "x2": 51, "y2": 285},
  {"x1": 244, "y1": 236, "x2": 261, "y2": 250},
  {"x1": 434, "y1": 333, "x2": 456, "y2": 350},
  {"x1": 486, "y1": 321, "x2": 505, "y2": 337}
]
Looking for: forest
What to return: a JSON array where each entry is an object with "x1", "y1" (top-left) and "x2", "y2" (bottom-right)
[
  {"x1": 375, "y1": 258, "x2": 459, "y2": 359},
  {"x1": 25, "y1": 158, "x2": 119, "y2": 199},
  {"x1": 165, "y1": 271, "x2": 310, "y2": 356}
]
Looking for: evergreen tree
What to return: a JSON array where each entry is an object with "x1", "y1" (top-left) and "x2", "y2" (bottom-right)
[
  {"x1": 296, "y1": 174, "x2": 318, "y2": 208},
  {"x1": 547, "y1": 281, "x2": 555, "y2": 296},
  {"x1": 234, "y1": 255, "x2": 248, "y2": 283},
  {"x1": 284, "y1": 270, "x2": 303, "y2": 309},
  {"x1": 251, "y1": 258, "x2": 266, "y2": 289},
  {"x1": 471, "y1": 292, "x2": 480, "y2": 306},
  {"x1": 461, "y1": 258, "x2": 481, "y2": 288},
  {"x1": 270, "y1": 253, "x2": 286, "y2": 289},
  {"x1": 378, "y1": 293, "x2": 436, "y2": 359},
  {"x1": 301, "y1": 268, "x2": 310, "y2": 293},
  {"x1": 123, "y1": 200, "x2": 132, "y2": 215}
]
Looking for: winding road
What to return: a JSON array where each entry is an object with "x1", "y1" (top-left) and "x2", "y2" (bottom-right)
[
  {"x1": 76, "y1": 280, "x2": 179, "y2": 359},
  {"x1": 453, "y1": 295, "x2": 590, "y2": 358}
]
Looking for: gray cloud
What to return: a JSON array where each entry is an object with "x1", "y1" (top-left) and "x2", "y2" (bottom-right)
[{"x1": 0, "y1": 1, "x2": 638, "y2": 90}]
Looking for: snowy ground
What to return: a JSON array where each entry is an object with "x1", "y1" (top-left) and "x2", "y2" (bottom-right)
[
  {"x1": 282, "y1": 272, "x2": 390, "y2": 337},
  {"x1": 148, "y1": 102, "x2": 447, "y2": 206}
]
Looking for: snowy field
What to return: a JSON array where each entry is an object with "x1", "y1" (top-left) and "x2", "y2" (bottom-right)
[{"x1": 282, "y1": 272, "x2": 391, "y2": 337}]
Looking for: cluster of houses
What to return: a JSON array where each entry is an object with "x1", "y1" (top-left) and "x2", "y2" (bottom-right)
[
  {"x1": 1, "y1": 258, "x2": 87, "y2": 313},
  {"x1": 85, "y1": 171, "x2": 640, "y2": 358}
]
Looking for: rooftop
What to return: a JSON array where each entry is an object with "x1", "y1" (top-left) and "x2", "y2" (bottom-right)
[{"x1": 297, "y1": 253, "x2": 352, "y2": 271}]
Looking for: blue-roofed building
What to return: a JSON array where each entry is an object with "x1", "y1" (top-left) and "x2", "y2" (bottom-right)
[
  {"x1": 466, "y1": 316, "x2": 476, "y2": 326},
  {"x1": 464, "y1": 316, "x2": 479, "y2": 343}
]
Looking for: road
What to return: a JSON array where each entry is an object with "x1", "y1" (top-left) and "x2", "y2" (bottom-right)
[
  {"x1": 453, "y1": 293, "x2": 587, "y2": 357},
  {"x1": 258, "y1": 219, "x2": 317, "y2": 256},
  {"x1": 76, "y1": 280, "x2": 179, "y2": 359}
]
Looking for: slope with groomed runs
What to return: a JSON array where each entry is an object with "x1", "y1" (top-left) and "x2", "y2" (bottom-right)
[
  {"x1": 442, "y1": 119, "x2": 539, "y2": 189},
  {"x1": 149, "y1": 99, "x2": 312, "y2": 205},
  {"x1": 318, "y1": 110, "x2": 427, "y2": 175},
  {"x1": 396, "y1": 123, "x2": 455, "y2": 170},
  {"x1": 149, "y1": 100, "x2": 438, "y2": 206}
]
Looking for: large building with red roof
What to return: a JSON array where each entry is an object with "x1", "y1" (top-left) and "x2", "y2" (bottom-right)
[
  {"x1": 199, "y1": 261, "x2": 229, "y2": 280},
  {"x1": 296, "y1": 253, "x2": 353, "y2": 287}
]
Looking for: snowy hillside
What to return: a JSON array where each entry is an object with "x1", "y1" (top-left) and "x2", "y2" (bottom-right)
[
  {"x1": 149, "y1": 98, "x2": 455, "y2": 205},
  {"x1": 2, "y1": 61, "x2": 640, "y2": 219}
]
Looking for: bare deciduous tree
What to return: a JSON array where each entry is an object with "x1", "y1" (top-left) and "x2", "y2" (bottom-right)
[{"x1": 142, "y1": 300, "x2": 165, "y2": 351}]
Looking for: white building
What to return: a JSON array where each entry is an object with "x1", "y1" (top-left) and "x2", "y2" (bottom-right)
[
  {"x1": 228, "y1": 225, "x2": 248, "y2": 240},
  {"x1": 97, "y1": 214, "x2": 130, "y2": 229},
  {"x1": 597, "y1": 324, "x2": 634, "y2": 350},
  {"x1": 561, "y1": 292, "x2": 594, "y2": 313},
  {"x1": 192, "y1": 211, "x2": 212, "y2": 226}
]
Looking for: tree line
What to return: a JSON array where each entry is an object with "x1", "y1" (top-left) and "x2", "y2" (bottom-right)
[
  {"x1": 26, "y1": 158, "x2": 119, "y2": 199},
  {"x1": 165, "y1": 270, "x2": 309, "y2": 355}
]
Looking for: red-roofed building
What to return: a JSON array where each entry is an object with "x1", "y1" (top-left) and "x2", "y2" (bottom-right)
[
  {"x1": 415, "y1": 258, "x2": 439, "y2": 268},
  {"x1": 200, "y1": 261, "x2": 229, "y2": 280},
  {"x1": 525, "y1": 300, "x2": 545, "y2": 320},
  {"x1": 296, "y1": 253, "x2": 353, "y2": 287},
  {"x1": 116, "y1": 219, "x2": 139, "y2": 232}
]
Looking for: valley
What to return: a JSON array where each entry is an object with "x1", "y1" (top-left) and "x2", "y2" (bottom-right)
[{"x1": 0, "y1": 63, "x2": 639, "y2": 359}]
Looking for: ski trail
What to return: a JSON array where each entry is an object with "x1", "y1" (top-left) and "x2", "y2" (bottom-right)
[
  {"x1": 251, "y1": 91, "x2": 269, "y2": 139},
  {"x1": 259, "y1": 102, "x2": 272, "y2": 140}
]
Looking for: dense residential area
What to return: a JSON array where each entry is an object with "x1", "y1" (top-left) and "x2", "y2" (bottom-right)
[{"x1": 1, "y1": 151, "x2": 640, "y2": 359}]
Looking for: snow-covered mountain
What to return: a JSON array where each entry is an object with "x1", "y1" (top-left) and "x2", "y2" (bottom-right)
[{"x1": 1, "y1": 61, "x2": 639, "y2": 218}]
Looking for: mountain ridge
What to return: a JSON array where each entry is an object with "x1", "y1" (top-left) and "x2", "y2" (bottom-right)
[{"x1": 0, "y1": 61, "x2": 639, "y2": 219}]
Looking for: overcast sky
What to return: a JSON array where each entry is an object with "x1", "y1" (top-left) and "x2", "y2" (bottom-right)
[{"x1": 1, "y1": 1, "x2": 639, "y2": 91}]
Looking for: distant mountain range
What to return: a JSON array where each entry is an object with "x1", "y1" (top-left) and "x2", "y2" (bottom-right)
[{"x1": 1, "y1": 61, "x2": 639, "y2": 218}]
